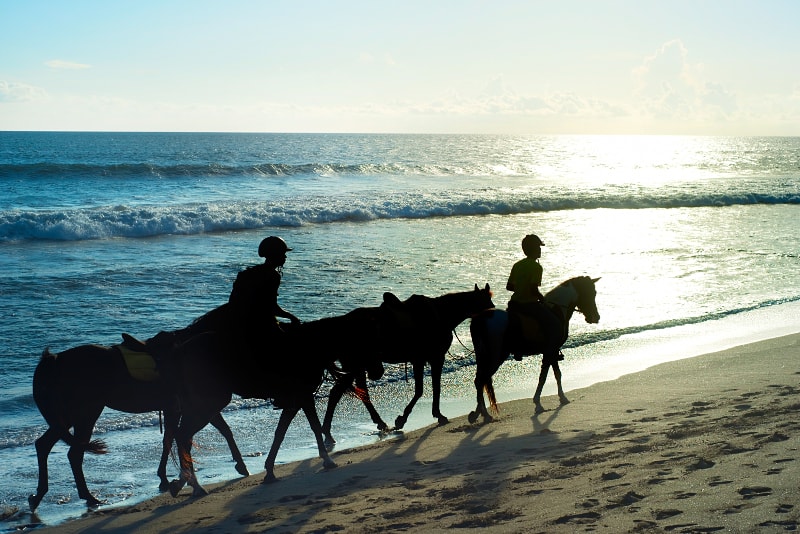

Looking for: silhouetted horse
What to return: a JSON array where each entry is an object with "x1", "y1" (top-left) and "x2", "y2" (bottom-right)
[
  {"x1": 321, "y1": 284, "x2": 495, "y2": 443},
  {"x1": 157, "y1": 306, "x2": 385, "y2": 497},
  {"x1": 469, "y1": 276, "x2": 600, "y2": 423},
  {"x1": 28, "y1": 340, "x2": 248, "y2": 512}
]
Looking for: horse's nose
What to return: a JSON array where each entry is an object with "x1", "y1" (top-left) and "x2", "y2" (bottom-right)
[{"x1": 586, "y1": 313, "x2": 600, "y2": 324}]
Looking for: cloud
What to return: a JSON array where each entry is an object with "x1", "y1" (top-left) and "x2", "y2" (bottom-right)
[
  {"x1": 45, "y1": 59, "x2": 91, "y2": 70},
  {"x1": 631, "y1": 39, "x2": 738, "y2": 121},
  {"x1": 0, "y1": 81, "x2": 48, "y2": 103}
]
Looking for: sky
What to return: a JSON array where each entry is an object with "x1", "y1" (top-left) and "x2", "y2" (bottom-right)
[{"x1": 1, "y1": 0, "x2": 799, "y2": 135}]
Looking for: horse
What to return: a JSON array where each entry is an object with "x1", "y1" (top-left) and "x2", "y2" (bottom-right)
[
  {"x1": 157, "y1": 306, "x2": 385, "y2": 497},
  {"x1": 28, "y1": 341, "x2": 248, "y2": 512},
  {"x1": 320, "y1": 284, "x2": 495, "y2": 443},
  {"x1": 468, "y1": 276, "x2": 600, "y2": 423}
]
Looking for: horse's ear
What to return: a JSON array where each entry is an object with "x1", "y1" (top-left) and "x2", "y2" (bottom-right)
[
  {"x1": 474, "y1": 284, "x2": 479, "y2": 291},
  {"x1": 592, "y1": 277, "x2": 601, "y2": 283},
  {"x1": 484, "y1": 283, "x2": 490, "y2": 292}
]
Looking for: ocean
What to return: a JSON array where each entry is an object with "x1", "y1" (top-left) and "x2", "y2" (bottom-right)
[{"x1": 1, "y1": 132, "x2": 799, "y2": 529}]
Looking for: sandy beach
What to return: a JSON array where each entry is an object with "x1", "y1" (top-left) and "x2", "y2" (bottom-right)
[{"x1": 35, "y1": 333, "x2": 799, "y2": 533}]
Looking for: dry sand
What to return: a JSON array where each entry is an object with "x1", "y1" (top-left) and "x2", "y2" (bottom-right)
[{"x1": 38, "y1": 333, "x2": 799, "y2": 533}]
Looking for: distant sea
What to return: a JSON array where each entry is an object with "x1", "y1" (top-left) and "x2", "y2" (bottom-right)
[{"x1": 1, "y1": 132, "x2": 799, "y2": 529}]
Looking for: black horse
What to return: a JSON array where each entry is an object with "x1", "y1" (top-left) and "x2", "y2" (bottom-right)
[
  {"x1": 158, "y1": 306, "x2": 385, "y2": 497},
  {"x1": 469, "y1": 276, "x2": 600, "y2": 423},
  {"x1": 28, "y1": 340, "x2": 248, "y2": 512},
  {"x1": 320, "y1": 284, "x2": 495, "y2": 443}
]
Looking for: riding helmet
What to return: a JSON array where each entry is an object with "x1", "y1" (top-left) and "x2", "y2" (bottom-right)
[
  {"x1": 258, "y1": 236, "x2": 292, "y2": 259},
  {"x1": 521, "y1": 234, "x2": 545, "y2": 256}
]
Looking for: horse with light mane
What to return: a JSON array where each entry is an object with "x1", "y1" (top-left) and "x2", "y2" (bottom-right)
[{"x1": 469, "y1": 276, "x2": 600, "y2": 423}]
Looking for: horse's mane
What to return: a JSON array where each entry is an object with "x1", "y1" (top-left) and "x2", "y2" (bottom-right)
[{"x1": 186, "y1": 303, "x2": 234, "y2": 336}]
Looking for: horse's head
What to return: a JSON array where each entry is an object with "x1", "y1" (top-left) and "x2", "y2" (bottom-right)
[
  {"x1": 573, "y1": 276, "x2": 601, "y2": 324},
  {"x1": 472, "y1": 283, "x2": 495, "y2": 314}
]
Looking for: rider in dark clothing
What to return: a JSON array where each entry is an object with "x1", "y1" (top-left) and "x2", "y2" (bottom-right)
[
  {"x1": 228, "y1": 236, "x2": 300, "y2": 353},
  {"x1": 506, "y1": 234, "x2": 562, "y2": 362}
]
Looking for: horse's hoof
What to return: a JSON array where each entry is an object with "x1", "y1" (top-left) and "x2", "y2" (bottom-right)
[
  {"x1": 468, "y1": 411, "x2": 478, "y2": 424},
  {"x1": 533, "y1": 404, "x2": 546, "y2": 414},
  {"x1": 235, "y1": 462, "x2": 250, "y2": 477},
  {"x1": 158, "y1": 481, "x2": 170, "y2": 492},
  {"x1": 394, "y1": 416, "x2": 407, "y2": 430},
  {"x1": 191, "y1": 486, "x2": 209, "y2": 498},
  {"x1": 559, "y1": 396, "x2": 570, "y2": 406},
  {"x1": 28, "y1": 494, "x2": 42, "y2": 512},
  {"x1": 262, "y1": 473, "x2": 278, "y2": 484},
  {"x1": 168, "y1": 479, "x2": 184, "y2": 498},
  {"x1": 85, "y1": 496, "x2": 104, "y2": 508},
  {"x1": 437, "y1": 416, "x2": 450, "y2": 426},
  {"x1": 483, "y1": 414, "x2": 495, "y2": 424},
  {"x1": 323, "y1": 460, "x2": 338, "y2": 470}
]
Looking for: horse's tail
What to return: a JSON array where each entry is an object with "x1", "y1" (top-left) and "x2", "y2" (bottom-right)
[
  {"x1": 484, "y1": 382, "x2": 499, "y2": 416},
  {"x1": 33, "y1": 348, "x2": 108, "y2": 455}
]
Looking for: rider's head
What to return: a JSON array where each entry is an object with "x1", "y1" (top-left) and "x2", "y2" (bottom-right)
[
  {"x1": 258, "y1": 236, "x2": 292, "y2": 267},
  {"x1": 521, "y1": 234, "x2": 545, "y2": 258}
]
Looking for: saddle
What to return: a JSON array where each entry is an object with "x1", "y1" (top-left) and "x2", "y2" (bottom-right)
[
  {"x1": 115, "y1": 334, "x2": 159, "y2": 382},
  {"x1": 506, "y1": 302, "x2": 567, "y2": 361},
  {"x1": 380, "y1": 291, "x2": 438, "y2": 331},
  {"x1": 379, "y1": 292, "x2": 419, "y2": 330},
  {"x1": 121, "y1": 332, "x2": 148, "y2": 352}
]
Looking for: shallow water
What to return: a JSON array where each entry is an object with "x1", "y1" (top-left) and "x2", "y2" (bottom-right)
[{"x1": 1, "y1": 133, "x2": 798, "y2": 529}]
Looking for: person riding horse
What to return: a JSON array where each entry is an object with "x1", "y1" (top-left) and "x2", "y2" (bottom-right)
[
  {"x1": 505, "y1": 234, "x2": 563, "y2": 361},
  {"x1": 228, "y1": 236, "x2": 300, "y2": 354}
]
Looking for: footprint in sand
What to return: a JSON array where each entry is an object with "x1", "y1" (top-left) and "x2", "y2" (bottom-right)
[
  {"x1": 739, "y1": 486, "x2": 773, "y2": 499},
  {"x1": 653, "y1": 509, "x2": 682, "y2": 520},
  {"x1": 687, "y1": 458, "x2": 715, "y2": 471},
  {"x1": 554, "y1": 511, "x2": 601, "y2": 525}
]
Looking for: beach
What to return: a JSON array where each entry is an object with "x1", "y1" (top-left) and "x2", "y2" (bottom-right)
[{"x1": 35, "y1": 332, "x2": 799, "y2": 533}]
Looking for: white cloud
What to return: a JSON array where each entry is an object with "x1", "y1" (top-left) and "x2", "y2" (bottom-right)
[
  {"x1": 631, "y1": 39, "x2": 738, "y2": 122},
  {"x1": 0, "y1": 81, "x2": 48, "y2": 103},
  {"x1": 45, "y1": 59, "x2": 91, "y2": 70}
]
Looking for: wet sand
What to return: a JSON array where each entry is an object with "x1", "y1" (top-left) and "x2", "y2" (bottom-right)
[{"x1": 38, "y1": 333, "x2": 800, "y2": 533}]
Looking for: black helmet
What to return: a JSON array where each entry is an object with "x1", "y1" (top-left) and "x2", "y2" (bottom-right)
[
  {"x1": 521, "y1": 234, "x2": 545, "y2": 256},
  {"x1": 258, "y1": 236, "x2": 292, "y2": 259}
]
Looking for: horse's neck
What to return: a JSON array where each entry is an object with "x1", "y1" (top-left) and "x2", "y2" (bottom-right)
[
  {"x1": 432, "y1": 294, "x2": 474, "y2": 329},
  {"x1": 544, "y1": 284, "x2": 578, "y2": 322}
]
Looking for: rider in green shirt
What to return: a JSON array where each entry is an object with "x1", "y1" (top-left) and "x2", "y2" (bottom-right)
[{"x1": 506, "y1": 234, "x2": 561, "y2": 361}]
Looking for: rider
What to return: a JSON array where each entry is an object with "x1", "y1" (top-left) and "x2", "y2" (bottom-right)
[
  {"x1": 228, "y1": 236, "x2": 300, "y2": 353},
  {"x1": 506, "y1": 234, "x2": 562, "y2": 362}
]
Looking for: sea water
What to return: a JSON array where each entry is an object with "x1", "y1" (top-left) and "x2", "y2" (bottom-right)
[{"x1": 1, "y1": 132, "x2": 799, "y2": 529}]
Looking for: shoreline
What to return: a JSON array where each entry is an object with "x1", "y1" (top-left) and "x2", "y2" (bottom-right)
[{"x1": 33, "y1": 332, "x2": 800, "y2": 533}]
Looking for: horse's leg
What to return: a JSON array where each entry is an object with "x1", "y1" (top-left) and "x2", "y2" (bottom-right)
[
  {"x1": 321, "y1": 374, "x2": 351, "y2": 446},
  {"x1": 394, "y1": 361, "x2": 425, "y2": 430},
  {"x1": 68, "y1": 419, "x2": 105, "y2": 507},
  {"x1": 158, "y1": 409, "x2": 179, "y2": 492},
  {"x1": 552, "y1": 361, "x2": 570, "y2": 405},
  {"x1": 263, "y1": 404, "x2": 301, "y2": 483},
  {"x1": 470, "y1": 370, "x2": 490, "y2": 424},
  {"x1": 208, "y1": 412, "x2": 249, "y2": 477},
  {"x1": 354, "y1": 372, "x2": 389, "y2": 432},
  {"x1": 28, "y1": 427, "x2": 60, "y2": 512},
  {"x1": 532, "y1": 361, "x2": 551, "y2": 414},
  {"x1": 169, "y1": 413, "x2": 212, "y2": 498},
  {"x1": 430, "y1": 356, "x2": 449, "y2": 426},
  {"x1": 301, "y1": 399, "x2": 337, "y2": 470}
]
